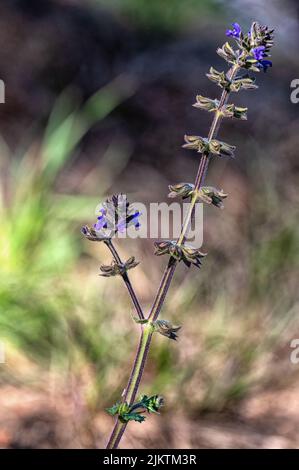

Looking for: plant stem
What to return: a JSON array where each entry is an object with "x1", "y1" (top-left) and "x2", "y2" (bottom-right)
[
  {"x1": 106, "y1": 324, "x2": 153, "y2": 448},
  {"x1": 105, "y1": 240, "x2": 144, "y2": 320},
  {"x1": 106, "y1": 64, "x2": 239, "y2": 449}
]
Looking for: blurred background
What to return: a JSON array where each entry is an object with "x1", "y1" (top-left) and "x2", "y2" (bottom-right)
[{"x1": 0, "y1": 0, "x2": 298, "y2": 449}]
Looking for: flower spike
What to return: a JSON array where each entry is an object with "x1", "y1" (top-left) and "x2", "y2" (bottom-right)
[{"x1": 101, "y1": 21, "x2": 275, "y2": 449}]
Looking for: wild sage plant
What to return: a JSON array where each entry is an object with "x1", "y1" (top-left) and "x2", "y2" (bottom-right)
[{"x1": 82, "y1": 21, "x2": 274, "y2": 448}]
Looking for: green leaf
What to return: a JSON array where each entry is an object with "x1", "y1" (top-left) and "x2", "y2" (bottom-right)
[
  {"x1": 139, "y1": 394, "x2": 164, "y2": 413},
  {"x1": 133, "y1": 317, "x2": 149, "y2": 324},
  {"x1": 106, "y1": 402, "x2": 121, "y2": 416},
  {"x1": 122, "y1": 412, "x2": 145, "y2": 423}
]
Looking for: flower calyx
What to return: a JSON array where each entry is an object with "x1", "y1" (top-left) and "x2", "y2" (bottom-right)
[
  {"x1": 196, "y1": 187, "x2": 228, "y2": 209},
  {"x1": 193, "y1": 95, "x2": 247, "y2": 120},
  {"x1": 152, "y1": 319, "x2": 181, "y2": 341},
  {"x1": 81, "y1": 225, "x2": 110, "y2": 242},
  {"x1": 99, "y1": 256, "x2": 139, "y2": 277},
  {"x1": 183, "y1": 135, "x2": 236, "y2": 158},
  {"x1": 154, "y1": 240, "x2": 207, "y2": 268},
  {"x1": 168, "y1": 182, "x2": 195, "y2": 199}
]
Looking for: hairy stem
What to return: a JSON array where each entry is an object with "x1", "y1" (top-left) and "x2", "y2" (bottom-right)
[
  {"x1": 105, "y1": 240, "x2": 144, "y2": 320},
  {"x1": 106, "y1": 64, "x2": 239, "y2": 449}
]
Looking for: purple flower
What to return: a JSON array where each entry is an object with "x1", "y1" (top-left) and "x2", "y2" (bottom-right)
[
  {"x1": 251, "y1": 46, "x2": 272, "y2": 72},
  {"x1": 226, "y1": 23, "x2": 242, "y2": 39},
  {"x1": 117, "y1": 211, "x2": 141, "y2": 233},
  {"x1": 132, "y1": 213, "x2": 141, "y2": 230},
  {"x1": 94, "y1": 209, "x2": 108, "y2": 231},
  {"x1": 257, "y1": 59, "x2": 272, "y2": 72},
  {"x1": 92, "y1": 197, "x2": 141, "y2": 236},
  {"x1": 252, "y1": 46, "x2": 266, "y2": 60},
  {"x1": 94, "y1": 217, "x2": 107, "y2": 231},
  {"x1": 252, "y1": 46, "x2": 272, "y2": 72}
]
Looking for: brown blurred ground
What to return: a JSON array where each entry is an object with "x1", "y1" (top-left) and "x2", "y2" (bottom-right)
[{"x1": 1, "y1": 381, "x2": 299, "y2": 448}]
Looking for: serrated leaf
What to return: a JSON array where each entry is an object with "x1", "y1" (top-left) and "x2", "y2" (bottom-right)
[{"x1": 123, "y1": 412, "x2": 145, "y2": 423}]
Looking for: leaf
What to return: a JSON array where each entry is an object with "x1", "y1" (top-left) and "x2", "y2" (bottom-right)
[
  {"x1": 106, "y1": 402, "x2": 121, "y2": 416},
  {"x1": 122, "y1": 412, "x2": 145, "y2": 423},
  {"x1": 133, "y1": 317, "x2": 149, "y2": 325},
  {"x1": 139, "y1": 394, "x2": 164, "y2": 413}
]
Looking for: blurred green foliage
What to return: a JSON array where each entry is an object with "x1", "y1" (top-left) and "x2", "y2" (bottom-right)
[
  {"x1": 94, "y1": 0, "x2": 222, "y2": 33},
  {"x1": 0, "y1": 78, "x2": 136, "y2": 384}
]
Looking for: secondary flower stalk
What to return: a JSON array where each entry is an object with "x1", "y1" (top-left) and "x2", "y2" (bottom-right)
[{"x1": 105, "y1": 240, "x2": 144, "y2": 320}]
